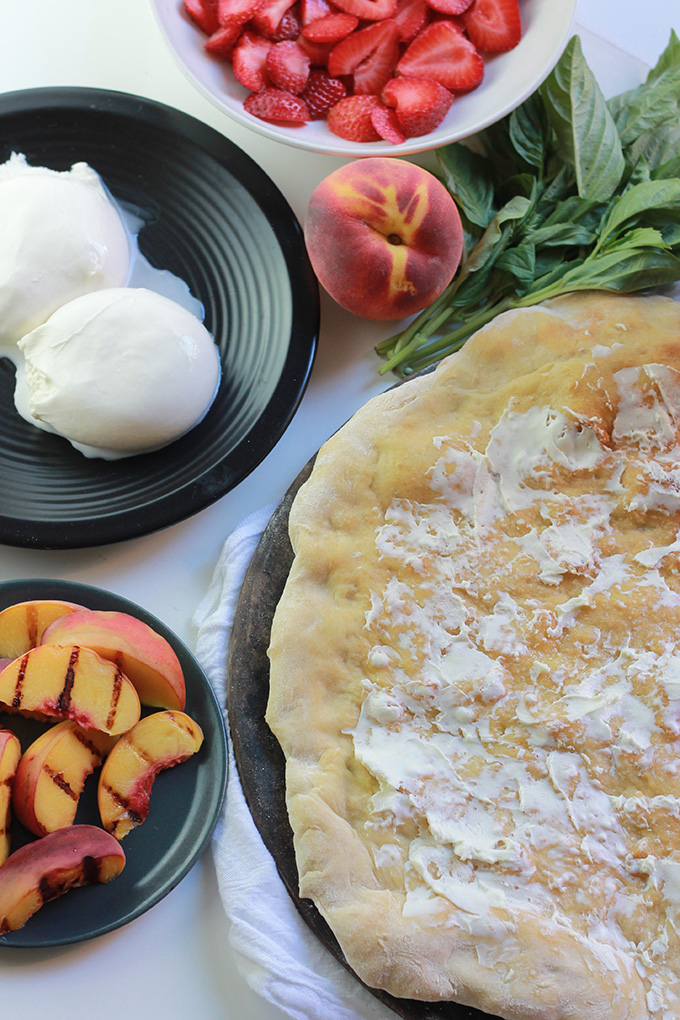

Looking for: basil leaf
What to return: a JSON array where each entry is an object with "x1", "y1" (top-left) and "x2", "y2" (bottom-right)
[
  {"x1": 600, "y1": 226, "x2": 669, "y2": 253},
  {"x1": 648, "y1": 28, "x2": 680, "y2": 84},
  {"x1": 554, "y1": 246, "x2": 680, "y2": 293},
  {"x1": 609, "y1": 82, "x2": 679, "y2": 148},
  {"x1": 598, "y1": 178, "x2": 680, "y2": 242},
  {"x1": 540, "y1": 195, "x2": 602, "y2": 229},
  {"x1": 461, "y1": 195, "x2": 533, "y2": 273},
  {"x1": 437, "y1": 143, "x2": 495, "y2": 229},
  {"x1": 654, "y1": 155, "x2": 680, "y2": 181},
  {"x1": 609, "y1": 31, "x2": 680, "y2": 139},
  {"x1": 525, "y1": 222, "x2": 596, "y2": 247},
  {"x1": 509, "y1": 93, "x2": 549, "y2": 169},
  {"x1": 629, "y1": 120, "x2": 680, "y2": 174},
  {"x1": 476, "y1": 116, "x2": 529, "y2": 184},
  {"x1": 540, "y1": 35, "x2": 624, "y2": 201},
  {"x1": 495, "y1": 243, "x2": 537, "y2": 290},
  {"x1": 661, "y1": 222, "x2": 680, "y2": 246}
]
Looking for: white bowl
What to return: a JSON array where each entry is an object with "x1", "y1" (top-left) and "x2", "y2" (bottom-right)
[{"x1": 150, "y1": 0, "x2": 578, "y2": 157}]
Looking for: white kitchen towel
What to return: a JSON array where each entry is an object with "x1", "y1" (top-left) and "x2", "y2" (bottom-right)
[{"x1": 193, "y1": 506, "x2": 395, "y2": 1020}]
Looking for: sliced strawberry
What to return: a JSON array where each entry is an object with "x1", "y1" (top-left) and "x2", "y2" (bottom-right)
[
  {"x1": 461, "y1": 0, "x2": 521, "y2": 51},
  {"x1": 300, "y1": 69, "x2": 347, "y2": 118},
  {"x1": 299, "y1": 0, "x2": 333, "y2": 25},
  {"x1": 328, "y1": 19, "x2": 399, "y2": 95},
  {"x1": 382, "y1": 74, "x2": 453, "y2": 136},
  {"x1": 298, "y1": 35, "x2": 334, "y2": 65},
  {"x1": 183, "y1": 0, "x2": 220, "y2": 35},
  {"x1": 204, "y1": 21, "x2": 243, "y2": 56},
  {"x1": 217, "y1": 0, "x2": 262, "y2": 25},
  {"x1": 425, "y1": 0, "x2": 472, "y2": 12},
  {"x1": 326, "y1": 94, "x2": 382, "y2": 141},
  {"x1": 397, "y1": 21, "x2": 483, "y2": 91},
  {"x1": 266, "y1": 40, "x2": 311, "y2": 93},
  {"x1": 271, "y1": 4, "x2": 302, "y2": 39},
  {"x1": 243, "y1": 86, "x2": 310, "y2": 122},
  {"x1": 370, "y1": 104, "x2": 406, "y2": 144},
  {"x1": 331, "y1": 0, "x2": 398, "y2": 21},
  {"x1": 251, "y1": 0, "x2": 297, "y2": 36},
  {"x1": 232, "y1": 31, "x2": 273, "y2": 90},
  {"x1": 302, "y1": 12, "x2": 359, "y2": 43},
  {"x1": 393, "y1": 0, "x2": 430, "y2": 43}
]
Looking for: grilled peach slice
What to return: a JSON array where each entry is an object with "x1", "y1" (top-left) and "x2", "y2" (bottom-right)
[
  {"x1": 0, "y1": 600, "x2": 82, "y2": 658},
  {"x1": 98, "y1": 710, "x2": 203, "y2": 840},
  {"x1": 42, "y1": 610, "x2": 186, "y2": 711},
  {"x1": 0, "y1": 644, "x2": 140, "y2": 735},
  {"x1": 0, "y1": 824, "x2": 125, "y2": 934},
  {"x1": 0, "y1": 729, "x2": 21, "y2": 864},
  {"x1": 12, "y1": 721, "x2": 116, "y2": 837}
]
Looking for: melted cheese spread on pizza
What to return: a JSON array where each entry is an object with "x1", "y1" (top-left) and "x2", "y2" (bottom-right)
[{"x1": 267, "y1": 295, "x2": 680, "y2": 1019}]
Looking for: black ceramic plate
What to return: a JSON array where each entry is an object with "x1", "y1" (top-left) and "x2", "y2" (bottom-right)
[
  {"x1": 0, "y1": 578, "x2": 227, "y2": 949},
  {"x1": 228, "y1": 459, "x2": 502, "y2": 1020},
  {"x1": 0, "y1": 87, "x2": 319, "y2": 550}
]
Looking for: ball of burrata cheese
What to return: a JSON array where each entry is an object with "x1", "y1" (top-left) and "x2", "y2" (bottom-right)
[
  {"x1": 0, "y1": 153, "x2": 131, "y2": 345},
  {"x1": 15, "y1": 287, "x2": 221, "y2": 458}
]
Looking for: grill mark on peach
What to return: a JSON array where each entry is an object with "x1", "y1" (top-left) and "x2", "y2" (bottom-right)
[
  {"x1": 43, "y1": 764, "x2": 78, "y2": 801},
  {"x1": 56, "y1": 647, "x2": 80, "y2": 715},
  {"x1": 128, "y1": 738, "x2": 157, "y2": 768},
  {"x1": 26, "y1": 604, "x2": 38, "y2": 652},
  {"x1": 11, "y1": 654, "x2": 29, "y2": 709},
  {"x1": 102, "y1": 782, "x2": 143, "y2": 823},
  {"x1": 73, "y1": 728, "x2": 105, "y2": 760},
  {"x1": 172, "y1": 715, "x2": 199, "y2": 741},
  {"x1": 105, "y1": 668, "x2": 124, "y2": 730}
]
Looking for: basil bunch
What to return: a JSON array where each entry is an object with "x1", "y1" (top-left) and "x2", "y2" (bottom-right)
[{"x1": 377, "y1": 32, "x2": 680, "y2": 376}]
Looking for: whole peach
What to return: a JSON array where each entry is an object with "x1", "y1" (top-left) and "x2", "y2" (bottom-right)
[{"x1": 304, "y1": 157, "x2": 463, "y2": 321}]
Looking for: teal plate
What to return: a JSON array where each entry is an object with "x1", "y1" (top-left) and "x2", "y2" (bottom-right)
[{"x1": 0, "y1": 578, "x2": 227, "y2": 948}]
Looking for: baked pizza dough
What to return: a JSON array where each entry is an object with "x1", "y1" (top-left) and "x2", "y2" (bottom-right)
[{"x1": 266, "y1": 293, "x2": 680, "y2": 1020}]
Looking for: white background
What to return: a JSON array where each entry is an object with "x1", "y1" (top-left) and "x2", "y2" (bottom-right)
[{"x1": 0, "y1": 1, "x2": 679, "y2": 1018}]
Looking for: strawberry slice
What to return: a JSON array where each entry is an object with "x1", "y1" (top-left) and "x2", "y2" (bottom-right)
[
  {"x1": 244, "y1": 86, "x2": 310, "y2": 122},
  {"x1": 301, "y1": 69, "x2": 347, "y2": 118},
  {"x1": 217, "y1": 0, "x2": 262, "y2": 25},
  {"x1": 393, "y1": 0, "x2": 430, "y2": 43},
  {"x1": 331, "y1": 0, "x2": 398, "y2": 21},
  {"x1": 272, "y1": 4, "x2": 302, "y2": 39},
  {"x1": 298, "y1": 35, "x2": 334, "y2": 65},
  {"x1": 370, "y1": 104, "x2": 406, "y2": 144},
  {"x1": 327, "y1": 94, "x2": 382, "y2": 141},
  {"x1": 251, "y1": 0, "x2": 298, "y2": 36},
  {"x1": 397, "y1": 21, "x2": 483, "y2": 91},
  {"x1": 461, "y1": 0, "x2": 521, "y2": 51},
  {"x1": 328, "y1": 20, "x2": 400, "y2": 95},
  {"x1": 425, "y1": 0, "x2": 473, "y2": 12},
  {"x1": 382, "y1": 74, "x2": 453, "y2": 136},
  {"x1": 302, "y1": 12, "x2": 359, "y2": 43},
  {"x1": 299, "y1": 0, "x2": 333, "y2": 24},
  {"x1": 232, "y1": 30, "x2": 273, "y2": 90},
  {"x1": 266, "y1": 40, "x2": 311, "y2": 93},
  {"x1": 204, "y1": 22, "x2": 244, "y2": 56},
  {"x1": 183, "y1": 0, "x2": 220, "y2": 35}
]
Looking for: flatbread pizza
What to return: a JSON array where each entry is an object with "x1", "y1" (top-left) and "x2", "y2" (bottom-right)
[{"x1": 267, "y1": 292, "x2": 680, "y2": 1020}]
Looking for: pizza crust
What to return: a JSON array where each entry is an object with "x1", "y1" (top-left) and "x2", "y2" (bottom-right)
[{"x1": 267, "y1": 292, "x2": 680, "y2": 1019}]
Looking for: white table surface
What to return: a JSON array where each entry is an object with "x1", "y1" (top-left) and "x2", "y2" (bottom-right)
[{"x1": 1, "y1": 1, "x2": 679, "y2": 1017}]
